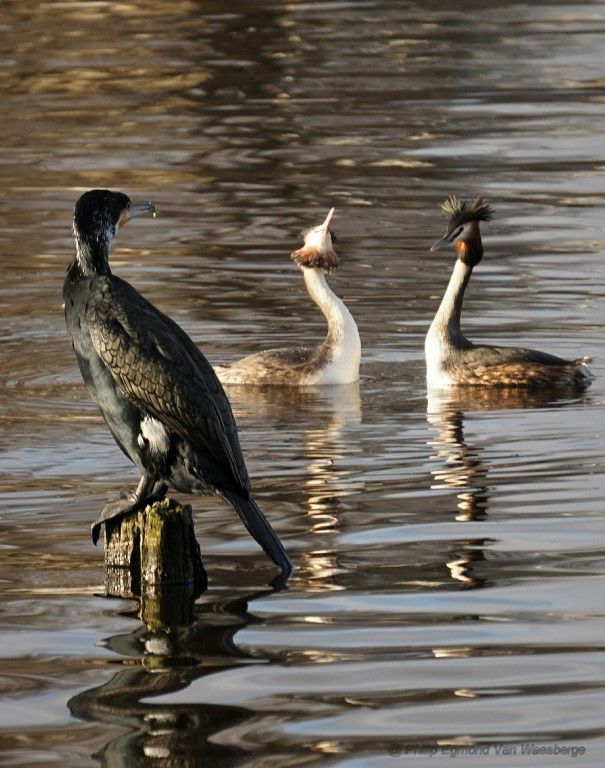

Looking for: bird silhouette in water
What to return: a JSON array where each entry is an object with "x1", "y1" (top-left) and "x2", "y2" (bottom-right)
[
  {"x1": 425, "y1": 195, "x2": 593, "y2": 389},
  {"x1": 63, "y1": 190, "x2": 292, "y2": 581}
]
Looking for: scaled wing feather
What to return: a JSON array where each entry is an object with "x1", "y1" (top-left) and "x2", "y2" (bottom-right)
[{"x1": 86, "y1": 278, "x2": 250, "y2": 493}]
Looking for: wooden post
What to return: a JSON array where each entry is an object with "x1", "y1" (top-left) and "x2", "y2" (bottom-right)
[{"x1": 103, "y1": 498, "x2": 206, "y2": 627}]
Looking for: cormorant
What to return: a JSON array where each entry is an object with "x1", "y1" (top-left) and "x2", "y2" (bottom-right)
[
  {"x1": 425, "y1": 195, "x2": 593, "y2": 389},
  {"x1": 215, "y1": 208, "x2": 361, "y2": 385},
  {"x1": 63, "y1": 189, "x2": 292, "y2": 580}
]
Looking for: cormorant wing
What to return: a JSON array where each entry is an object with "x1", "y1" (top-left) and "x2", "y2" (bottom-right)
[{"x1": 86, "y1": 276, "x2": 250, "y2": 494}]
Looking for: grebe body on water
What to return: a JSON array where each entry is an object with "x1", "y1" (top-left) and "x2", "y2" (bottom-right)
[
  {"x1": 215, "y1": 208, "x2": 361, "y2": 386},
  {"x1": 425, "y1": 196, "x2": 593, "y2": 389},
  {"x1": 63, "y1": 190, "x2": 291, "y2": 580}
]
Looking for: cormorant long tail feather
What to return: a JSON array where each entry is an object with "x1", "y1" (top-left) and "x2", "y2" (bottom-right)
[{"x1": 224, "y1": 491, "x2": 292, "y2": 578}]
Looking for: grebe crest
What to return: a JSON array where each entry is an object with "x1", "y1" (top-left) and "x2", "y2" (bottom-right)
[
  {"x1": 215, "y1": 207, "x2": 361, "y2": 386},
  {"x1": 425, "y1": 195, "x2": 592, "y2": 390},
  {"x1": 291, "y1": 207, "x2": 339, "y2": 271},
  {"x1": 431, "y1": 195, "x2": 493, "y2": 268}
]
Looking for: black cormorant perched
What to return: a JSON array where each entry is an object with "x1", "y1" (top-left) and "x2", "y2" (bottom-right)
[{"x1": 63, "y1": 189, "x2": 292, "y2": 580}]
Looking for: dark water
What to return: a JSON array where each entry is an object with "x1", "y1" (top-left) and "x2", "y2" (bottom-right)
[{"x1": 2, "y1": 1, "x2": 605, "y2": 765}]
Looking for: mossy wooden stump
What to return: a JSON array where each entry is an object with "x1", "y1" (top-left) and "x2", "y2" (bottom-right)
[{"x1": 103, "y1": 498, "x2": 206, "y2": 627}]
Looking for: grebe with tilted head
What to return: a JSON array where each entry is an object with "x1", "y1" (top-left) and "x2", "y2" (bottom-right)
[
  {"x1": 63, "y1": 189, "x2": 291, "y2": 581},
  {"x1": 425, "y1": 195, "x2": 593, "y2": 389},
  {"x1": 215, "y1": 207, "x2": 361, "y2": 386}
]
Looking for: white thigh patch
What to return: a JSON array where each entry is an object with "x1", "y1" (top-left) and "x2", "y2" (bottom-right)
[{"x1": 138, "y1": 415, "x2": 170, "y2": 454}]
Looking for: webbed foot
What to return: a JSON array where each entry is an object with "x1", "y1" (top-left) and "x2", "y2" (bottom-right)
[
  {"x1": 91, "y1": 496, "x2": 140, "y2": 546},
  {"x1": 91, "y1": 478, "x2": 168, "y2": 545}
]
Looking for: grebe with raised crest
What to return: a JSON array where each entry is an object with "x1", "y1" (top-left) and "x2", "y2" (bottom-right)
[
  {"x1": 215, "y1": 207, "x2": 361, "y2": 386},
  {"x1": 425, "y1": 195, "x2": 593, "y2": 389}
]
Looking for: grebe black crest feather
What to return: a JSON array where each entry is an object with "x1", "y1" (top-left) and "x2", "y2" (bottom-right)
[{"x1": 441, "y1": 195, "x2": 494, "y2": 229}]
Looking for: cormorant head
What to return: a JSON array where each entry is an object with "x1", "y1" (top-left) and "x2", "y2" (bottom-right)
[
  {"x1": 73, "y1": 189, "x2": 156, "y2": 275},
  {"x1": 431, "y1": 195, "x2": 493, "y2": 267},
  {"x1": 291, "y1": 207, "x2": 339, "y2": 272}
]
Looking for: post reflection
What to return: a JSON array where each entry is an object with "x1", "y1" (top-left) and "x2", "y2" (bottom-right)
[{"x1": 68, "y1": 588, "x2": 272, "y2": 768}]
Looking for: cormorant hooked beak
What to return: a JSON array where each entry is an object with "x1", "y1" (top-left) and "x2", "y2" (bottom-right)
[
  {"x1": 430, "y1": 230, "x2": 457, "y2": 252},
  {"x1": 120, "y1": 201, "x2": 156, "y2": 227}
]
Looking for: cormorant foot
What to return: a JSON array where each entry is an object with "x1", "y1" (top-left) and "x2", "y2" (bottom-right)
[
  {"x1": 91, "y1": 496, "x2": 141, "y2": 546},
  {"x1": 91, "y1": 481, "x2": 168, "y2": 546}
]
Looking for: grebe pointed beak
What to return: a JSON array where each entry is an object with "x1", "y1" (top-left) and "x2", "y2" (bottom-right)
[
  {"x1": 322, "y1": 207, "x2": 336, "y2": 230},
  {"x1": 431, "y1": 231, "x2": 456, "y2": 252},
  {"x1": 121, "y1": 201, "x2": 156, "y2": 226}
]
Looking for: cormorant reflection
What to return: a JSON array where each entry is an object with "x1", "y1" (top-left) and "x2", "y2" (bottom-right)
[
  {"x1": 69, "y1": 385, "x2": 363, "y2": 763},
  {"x1": 68, "y1": 588, "x2": 273, "y2": 768}
]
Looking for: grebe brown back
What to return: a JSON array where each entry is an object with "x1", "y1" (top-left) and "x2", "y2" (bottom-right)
[
  {"x1": 425, "y1": 195, "x2": 593, "y2": 389},
  {"x1": 63, "y1": 190, "x2": 292, "y2": 581},
  {"x1": 215, "y1": 208, "x2": 361, "y2": 386}
]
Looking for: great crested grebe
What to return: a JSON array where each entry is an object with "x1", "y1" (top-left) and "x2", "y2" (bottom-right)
[
  {"x1": 215, "y1": 207, "x2": 361, "y2": 386},
  {"x1": 64, "y1": 190, "x2": 291, "y2": 580},
  {"x1": 425, "y1": 195, "x2": 593, "y2": 389}
]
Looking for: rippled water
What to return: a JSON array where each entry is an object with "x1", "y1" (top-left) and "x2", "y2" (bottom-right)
[{"x1": 2, "y1": 1, "x2": 605, "y2": 765}]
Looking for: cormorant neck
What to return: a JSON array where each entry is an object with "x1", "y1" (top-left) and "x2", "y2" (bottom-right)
[
  {"x1": 74, "y1": 229, "x2": 112, "y2": 277},
  {"x1": 428, "y1": 257, "x2": 473, "y2": 347},
  {"x1": 302, "y1": 267, "x2": 360, "y2": 361}
]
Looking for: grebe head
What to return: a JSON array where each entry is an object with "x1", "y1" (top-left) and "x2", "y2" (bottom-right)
[
  {"x1": 431, "y1": 195, "x2": 493, "y2": 267},
  {"x1": 73, "y1": 189, "x2": 156, "y2": 274},
  {"x1": 291, "y1": 207, "x2": 339, "y2": 272}
]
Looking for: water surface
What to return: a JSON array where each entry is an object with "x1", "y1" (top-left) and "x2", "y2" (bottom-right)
[{"x1": 2, "y1": 1, "x2": 605, "y2": 765}]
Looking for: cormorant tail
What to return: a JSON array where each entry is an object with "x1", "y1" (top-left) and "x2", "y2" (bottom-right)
[{"x1": 225, "y1": 491, "x2": 293, "y2": 580}]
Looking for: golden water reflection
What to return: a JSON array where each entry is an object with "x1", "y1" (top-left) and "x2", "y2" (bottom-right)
[
  {"x1": 3, "y1": 0, "x2": 605, "y2": 763},
  {"x1": 227, "y1": 383, "x2": 362, "y2": 590},
  {"x1": 426, "y1": 387, "x2": 580, "y2": 589}
]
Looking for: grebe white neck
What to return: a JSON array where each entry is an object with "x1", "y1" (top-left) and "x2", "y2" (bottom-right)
[
  {"x1": 302, "y1": 267, "x2": 361, "y2": 384},
  {"x1": 425, "y1": 259, "x2": 473, "y2": 388}
]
